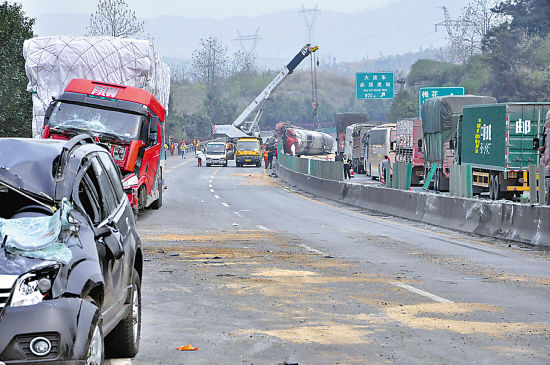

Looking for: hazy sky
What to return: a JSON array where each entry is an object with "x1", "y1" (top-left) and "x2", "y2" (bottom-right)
[{"x1": 20, "y1": 0, "x2": 399, "y2": 18}]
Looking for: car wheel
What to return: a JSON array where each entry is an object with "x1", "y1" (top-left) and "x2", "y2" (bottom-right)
[
  {"x1": 86, "y1": 320, "x2": 104, "y2": 365},
  {"x1": 105, "y1": 268, "x2": 141, "y2": 358}
]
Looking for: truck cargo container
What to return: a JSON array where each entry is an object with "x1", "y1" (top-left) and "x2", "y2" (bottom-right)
[
  {"x1": 458, "y1": 102, "x2": 550, "y2": 199},
  {"x1": 364, "y1": 124, "x2": 397, "y2": 179},
  {"x1": 335, "y1": 113, "x2": 368, "y2": 153},
  {"x1": 422, "y1": 95, "x2": 496, "y2": 191},
  {"x1": 395, "y1": 119, "x2": 424, "y2": 184},
  {"x1": 351, "y1": 123, "x2": 378, "y2": 174},
  {"x1": 344, "y1": 125, "x2": 354, "y2": 158}
]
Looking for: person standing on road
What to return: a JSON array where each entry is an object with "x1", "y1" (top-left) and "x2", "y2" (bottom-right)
[
  {"x1": 267, "y1": 149, "x2": 274, "y2": 169},
  {"x1": 381, "y1": 155, "x2": 391, "y2": 183},
  {"x1": 197, "y1": 148, "x2": 204, "y2": 167},
  {"x1": 263, "y1": 149, "x2": 269, "y2": 168},
  {"x1": 343, "y1": 154, "x2": 351, "y2": 179},
  {"x1": 181, "y1": 141, "x2": 186, "y2": 159}
]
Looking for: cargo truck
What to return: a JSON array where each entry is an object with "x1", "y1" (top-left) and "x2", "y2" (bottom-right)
[
  {"x1": 235, "y1": 137, "x2": 262, "y2": 167},
  {"x1": 395, "y1": 119, "x2": 424, "y2": 184},
  {"x1": 364, "y1": 124, "x2": 397, "y2": 179},
  {"x1": 457, "y1": 102, "x2": 550, "y2": 199},
  {"x1": 42, "y1": 79, "x2": 165, "y2": 214},
  {"x1": 335, "y1": 113, "x2": 369, "y2": 154},
  {"x1": 422, "y1": 95, "x2": 496, "y2": 191},
  {"x1": 351, "y1": 123, "x2": 378, "y2": 174}
]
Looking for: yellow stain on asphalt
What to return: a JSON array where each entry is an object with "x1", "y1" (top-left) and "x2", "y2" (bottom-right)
[
  {"x1": 141, "y1": 230, "x2": 271, "y2": 242},
  {"x1": 383, "y1": 302, "x2": 548, "y2": 337},
  {"x1": 260, "y1": 324, "x2": 373, "y2": 345}
]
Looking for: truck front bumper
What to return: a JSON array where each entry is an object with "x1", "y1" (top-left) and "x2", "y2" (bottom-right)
[{"x1": 236, "y1": 155, "x2": 260, "y2": 164}]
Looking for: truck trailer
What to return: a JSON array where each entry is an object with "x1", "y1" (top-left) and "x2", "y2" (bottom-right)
[
  {"x1": 395, "y1": 119, "x2": 424, "y2": 184},
  {"x1": 335, "y1": 113, "x2": 369, "y2": 154},
  {"x1": 458, "y1": 102, "x2": 550, "y2": 199},
  {"x1": 352, "y1": 123, "x2": 378, "y2": 174},
  {"x1": 422, "y1": 95, "x2": 496, "y2": 191}
]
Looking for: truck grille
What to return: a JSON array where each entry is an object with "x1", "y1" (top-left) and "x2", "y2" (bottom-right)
[{"x1": 0, "y1": 275, "x2": 19, "y2": 313}]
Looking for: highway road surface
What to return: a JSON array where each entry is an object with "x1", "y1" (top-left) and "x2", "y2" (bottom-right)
[{"x1": 132, "y1": 155, "x2": 550, "y2": 364}]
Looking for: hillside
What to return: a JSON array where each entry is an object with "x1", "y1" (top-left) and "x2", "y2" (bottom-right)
[{"x1": 168, "y1": 70, "x2": 390, "y2": 139}]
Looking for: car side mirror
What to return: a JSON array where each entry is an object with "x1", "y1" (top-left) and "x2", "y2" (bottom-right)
[
  {"x1": 533, "y1": 137, "x2": 540, "y2": 150},
  {"x1": 149, "y1": 116, "x2": 159, "y2": 142},
  {"x1": 94, "y1": 225, "x2": 123, "y2": 259},
  {"x1": 417, "y1": 139, "x2": 423, "y2": 148},
  {"x1": 449, "y1": 139, "x2": 456, "y2": 150},
  {"x1": 390, "y1": 141, "x2": 396, "y2": 151}
]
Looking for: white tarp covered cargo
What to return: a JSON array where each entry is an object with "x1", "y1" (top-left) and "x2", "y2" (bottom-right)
[{"x1": 23, "y1": 36, "x2": 170, "y2": 137}]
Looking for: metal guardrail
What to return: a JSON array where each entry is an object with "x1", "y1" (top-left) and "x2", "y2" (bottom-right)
[{"x1": 278, "y1": 154, "x2": 343, "y2": 182}]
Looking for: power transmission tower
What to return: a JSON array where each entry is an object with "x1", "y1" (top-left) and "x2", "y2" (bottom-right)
[
  {"x1": 300, "y1": 4, "x2": 320, "y2": 44},
  {"x1": 234, "y1": 28, "x2": 261, "y2": 56},
  {"x1": 434, "y1": 6, "x2": 476, "y2": 62}
]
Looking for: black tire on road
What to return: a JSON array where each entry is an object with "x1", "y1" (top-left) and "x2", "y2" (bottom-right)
[
  {"x1": 138, "y1": 186, "x2": 147, "y2": 211},
  {"x1": 105, "y1": 268, "x2": 141, "y2": 358},
  {"x1": 489, "y1": 174, "x2": 495, "y2": 200},
  {"x1": 151, "y1": 172, "x2": 163, "y2": 210},
  {"x1": 493, "y1": 174, "x2": 501, "y2": 200}
]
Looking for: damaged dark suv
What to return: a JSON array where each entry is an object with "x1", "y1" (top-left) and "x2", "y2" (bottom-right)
[{"x1": 0, "y1": 136, "x2": 142, "y2": 364}]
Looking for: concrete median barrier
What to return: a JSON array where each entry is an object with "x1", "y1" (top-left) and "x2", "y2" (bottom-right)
[{"x1": 276, "y1": 163, "x2": 550, "y2": 248}]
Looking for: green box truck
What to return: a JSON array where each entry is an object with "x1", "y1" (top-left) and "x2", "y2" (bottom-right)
[
  {"x1": 422, "y1": 95, "x2": 496, "y2": 191},
  {"x1": 457, "y1": 103, "x2": 550, "y2": 199}
]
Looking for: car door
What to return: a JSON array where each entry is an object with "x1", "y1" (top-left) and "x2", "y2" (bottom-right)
[{"x1": 89, "y1": 154, "x2": 130, "y2": 327}]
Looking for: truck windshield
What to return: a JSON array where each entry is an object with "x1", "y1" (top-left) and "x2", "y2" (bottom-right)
[
  {"x1": 48, "y1": 101, "x2": 142, "y2": 140},
  {"x1": 237, "y1": 141, "x2": 259, "y2": 151},
  {"x1": 207, "y1": 144, "x2": 225, "y2": 154}
]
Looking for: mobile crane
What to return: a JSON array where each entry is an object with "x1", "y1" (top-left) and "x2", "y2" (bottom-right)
[{"x1": 213, "y1": 44, "x2": 319, "y2": 139}]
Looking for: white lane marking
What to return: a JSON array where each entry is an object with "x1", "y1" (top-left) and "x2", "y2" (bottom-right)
[
  {"x1": 391, "y1": 282, "x2": 453, "y2": 303},
  {"x1": 209, "y1": 180, "x2": 212, "y2": 183},
  {"x1": 210, "y1": 176, "x2": 214, "y2": 179},
  {"x1": 210, "y1": 189, "x2": 215, "y2": 193},
  {"x1": 240, "y1": 209, "x2": 252, "y2": 212},
  {"x1": 256, "y1": 225, "x2": 271, "y2": 231},
  {"x1": 234, "y1": 211, "x2": 243, "y2": 217},
  {"x1": 222, "y1": 202, "x2": 230, "y2": 207},
  {"x1": 214, "y1": 195, "x2": 220, "y2": 199},
  {"x1": 209, "y1": 184, "x2": 212, "y2": 188},
  {"x1": 298, "y1": 244, "x2": 328, "y2": 256}
]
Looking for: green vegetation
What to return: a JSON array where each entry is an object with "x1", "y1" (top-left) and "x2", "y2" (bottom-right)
[
  {"x1": 0, "y1": 1, "x2": 34, "y2": 137},
  {"x1": 389, "y1": 0, "x2": 550, "y2": 121}
]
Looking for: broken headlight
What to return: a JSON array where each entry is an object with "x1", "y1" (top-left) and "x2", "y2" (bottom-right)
[{"x1": 10, "y1": 266, "x2": 59, "y2": 307}]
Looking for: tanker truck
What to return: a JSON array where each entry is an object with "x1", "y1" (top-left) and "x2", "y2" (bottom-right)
[{"x1": 275, "y1": 122, "x2": 334, "y2": 156}]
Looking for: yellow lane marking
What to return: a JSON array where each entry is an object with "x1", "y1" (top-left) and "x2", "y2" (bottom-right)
[
  {"x1": 165, "y1": 158, "x2": 193, "y2": 174},
  {"x1": 213, "y1": 167, "x2": 221, "y2": 175}
]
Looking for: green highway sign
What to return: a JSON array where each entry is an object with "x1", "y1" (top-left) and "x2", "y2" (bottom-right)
[
  {"x1": 419, "y1": 86, "x2": 465, "y2": 117},
  {"x1": 356, "y1": 72, "x2": 394, "y2": 99}
]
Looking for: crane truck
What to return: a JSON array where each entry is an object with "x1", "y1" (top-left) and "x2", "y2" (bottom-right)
[{"x1": 213, "y1": 44, "x2": 319, "y2": 141}]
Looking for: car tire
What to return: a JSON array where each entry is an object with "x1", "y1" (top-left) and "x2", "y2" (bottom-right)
[
  {"x1": 105, "y1": 268, "x2": 141, "y2": 358},
  {"x1": 86, "y1": 316, "x2": 104, "y2": 365}
]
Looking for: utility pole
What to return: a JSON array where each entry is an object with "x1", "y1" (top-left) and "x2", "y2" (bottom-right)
[
  {"x1": 300, "y1": 4, "x2": 320, "y2": 44},
  {"x1": 234, "y1": 28, "x2": 261, "y2": 56}
]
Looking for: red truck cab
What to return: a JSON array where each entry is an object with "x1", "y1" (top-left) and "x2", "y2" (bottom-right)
[{"x1": 42, "y1": 79, "x2": 165, "y2": 214}]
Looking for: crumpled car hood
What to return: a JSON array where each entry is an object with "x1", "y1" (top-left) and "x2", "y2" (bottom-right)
[{"x1": 0, "y1": 249, "x2": 50, "y2": 276}]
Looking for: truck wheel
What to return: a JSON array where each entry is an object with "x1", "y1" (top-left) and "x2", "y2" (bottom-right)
[
  {"x1": 151, "y1": 177, "x2": 163, "y2": 210},
  {"x1": 493, "y1": 174, "x2": 501, "y2": 200},
  {"x1": 105, "y1": 268, "x2": 141, "y2": 358},
  {"x1": 434, "y1": 169, "x2": 440, "y2": 191},
  {"x1": 489, "y1": 175, "x2": 495, "y2": 200},
  {"x1": 138, "y1": 186, "x2": 147, "y2": 211}
]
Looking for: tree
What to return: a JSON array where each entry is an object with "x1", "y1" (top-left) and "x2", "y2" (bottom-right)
[
  {"x1": 493, "y1": 0, "x2": 550, "y2": 35},
  {"x1": 87, "y1": 0, "x2": 144, "y2": 37},
  {"x1": 0, "y1": 1, "x2": 34, "y2": 137},
  {"x1": 190, "y1": 36, "x2": 229, "y2": 95}
]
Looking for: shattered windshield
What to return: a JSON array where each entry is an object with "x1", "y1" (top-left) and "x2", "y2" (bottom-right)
[{"x1": 49, "y1": 101, "x2": 143, "y2": 140}]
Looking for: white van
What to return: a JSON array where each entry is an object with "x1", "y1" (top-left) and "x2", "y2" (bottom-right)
[{"x1": 205, "y1": 142, "x2": 228, "y2": 167}]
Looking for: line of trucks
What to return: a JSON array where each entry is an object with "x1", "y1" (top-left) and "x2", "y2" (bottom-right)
[{"x1": 337, "y1": 97, "x2": 550, "y2": 201}]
